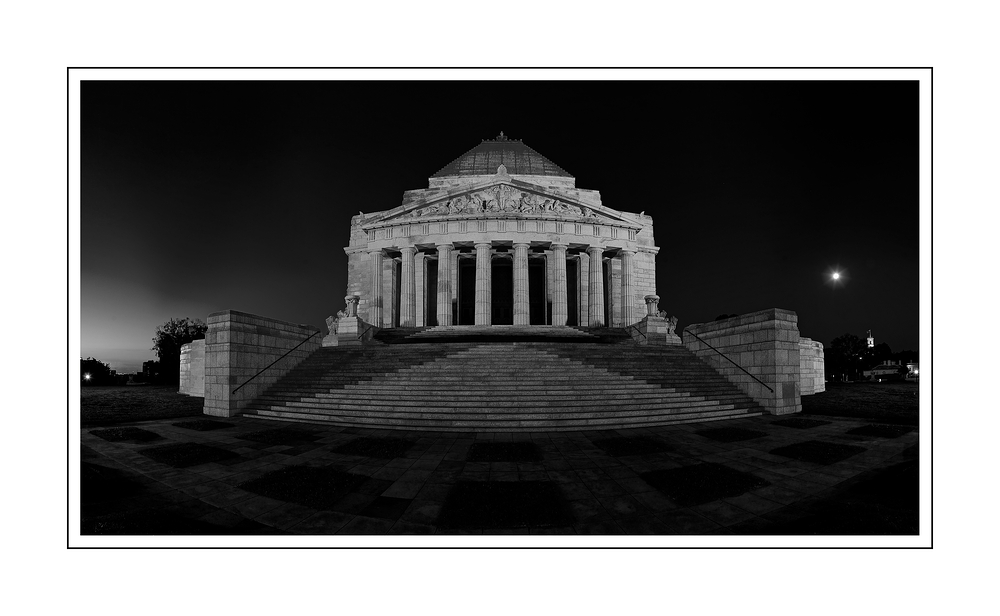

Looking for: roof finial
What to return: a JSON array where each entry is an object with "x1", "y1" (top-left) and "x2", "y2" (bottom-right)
[{"x1": 497, "y1": 131, "x2": 507, "y2": 141}]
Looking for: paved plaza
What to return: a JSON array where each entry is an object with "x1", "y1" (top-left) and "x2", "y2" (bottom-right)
[{"x1": 80, "y1": 413, "x2": 918, "y2": 536}]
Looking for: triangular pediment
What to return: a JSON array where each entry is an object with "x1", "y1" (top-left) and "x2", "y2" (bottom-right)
[{"x1": 363, "y1": 180, "x2": 636, "y2": 228}]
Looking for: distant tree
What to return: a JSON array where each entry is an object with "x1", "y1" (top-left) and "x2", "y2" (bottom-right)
[
  {"x1": 81, "y1": 357, "x2": 112, "y2": 385},
  {"x1": 828, "y1": 333, "x2": 867, "y2": 381},
  {"x1": 893, "y1": 350, "x2": 919, "y2": 363},
  {"x1": 867, "y1": 342, "x2": 894, "y2": 368},
  {"x1": 151, "y1": 317, "x2": 207, "y2": 385}
]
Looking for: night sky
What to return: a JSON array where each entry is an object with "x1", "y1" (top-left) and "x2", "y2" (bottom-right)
[{"x1": 81, "y1": 80, "x2": 919, "y2": 372}]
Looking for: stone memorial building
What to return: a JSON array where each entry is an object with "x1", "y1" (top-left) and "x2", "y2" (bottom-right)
[
  {"x1": 341, "y1": 133, "x2": 658, "y2": 330},
  {"x1": 202, "y1": 134, "x2": 824, "y2": 429}
]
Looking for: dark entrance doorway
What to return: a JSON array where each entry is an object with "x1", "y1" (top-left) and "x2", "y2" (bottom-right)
[
  {"x1": 457, "y1": 257, "x2": 476, "y2": 325},
  {"x1": 492, "y1": 257, "x2": 513, "y2": 325},
  {"x1": 567, "y1": 258, "x2": 578, "y2": 326},
  {"x1": 528, "y1": 257, "x2": 546, "y2": 325},
  {"x1": 603, "y1": 259, "x2": 612, "y2": 327},
  {"x1": 393, "y1": 258, "x2": 402, "y2": 328},
  {"x1": 425, "y1": 258, "x2": 438, "y2": 326}
]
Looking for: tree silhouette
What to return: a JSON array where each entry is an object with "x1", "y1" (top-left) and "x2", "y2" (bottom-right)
[
  {"x1": 151, "y1": 317, "x2": 207, "y2": 385},
  {"x1": 81, "y1": 357, "x2": 112, "y2": 385},
  {"x1": 829, "y1": 333, "x2": 867, "y2": 381}
]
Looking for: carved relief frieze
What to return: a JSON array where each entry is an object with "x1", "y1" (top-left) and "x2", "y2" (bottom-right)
[{"x1": 400, "y1": 185, "x2": 604, "y2": 221}]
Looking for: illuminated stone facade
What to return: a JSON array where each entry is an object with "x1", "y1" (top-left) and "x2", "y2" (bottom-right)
[{"x1": 341, "y1": 134, "x2": 659, "y2": 330}]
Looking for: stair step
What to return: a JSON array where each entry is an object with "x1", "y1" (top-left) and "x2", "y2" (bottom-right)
[{"x1": 247, "y1": 338, "x2": 765, "y2": 431}]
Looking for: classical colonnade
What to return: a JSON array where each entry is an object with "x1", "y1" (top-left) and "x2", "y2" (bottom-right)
[{"x1": 365, "y1": 242, "x2": 638, "y2": 329}]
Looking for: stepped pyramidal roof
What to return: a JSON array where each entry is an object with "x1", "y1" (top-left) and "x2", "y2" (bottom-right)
[{"x1": 432, "y1": 132, "x2": 572, "y2": 178}]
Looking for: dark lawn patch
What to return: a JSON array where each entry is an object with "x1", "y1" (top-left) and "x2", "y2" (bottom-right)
[
  {"x1": 359, "y1": 496, "x2": 414, "y2": 521},
  {"x1": 139, "y1": 443, "x2": 239, "y2": 468},
  {"x1": 695, "y1": 427, "x2": 769, "y2": 443},
  {"x1": 437, "y1": 481, "x2": 574, "y2": 529},
  {"x1": 770, "y1": 440, "x2": 867, "y2": 465},
  {"x1": 238, "y1": 465, "x2": 369, "y2": 510},
  {"x1": 238, "y1": 428, "x2": 321, "y2": 446},
  {"x1": 590, "y1": 436, "x2": 672, "y2": 457},
  {"x1": 771, "y1": 418, "x2": 831, "y2": 430},
  {"x1": 90, "y1": 427, "x2": 162, "y2": 443},
  {"x1": 846, "y1": 424, "x2": 916, "y2": 439},
  {"x1": 467, "y1": 442, "x2": 542, "y2": 463},
  {"x1": 172, "y1": 419, "x2": 236, "y2": 431},
  {"x1": 81, "y1": 462, "x2": 143, "y2": 503},
  {"x1": 81, "y1": 509, "x2": 287, "y2": 535},
  {"x1": 333, "y1": 437, "x2": 415, "y2": 459},
  {"x1": 81, "y1": 385, "x2": 205, "y2": 427},
  {"x1": 640, "y1": 463, "x2": 771, "y2": 507},
  {"x1": 801, "y1": 382, "x2": 918, "y2": 425}
]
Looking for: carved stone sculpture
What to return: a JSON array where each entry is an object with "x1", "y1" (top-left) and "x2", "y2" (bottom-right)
[
  {"x1": 326, "y1": 309, "x2": 348, "y2": 335},
  {"x1": 400, "y1": 187, "x2": 610, "y2": 221}
]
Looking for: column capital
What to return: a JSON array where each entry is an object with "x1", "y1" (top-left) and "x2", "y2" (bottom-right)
[
  {"x1": 474, "y1": 242, "x2": 492, "y2": 250},
  {"x1": 620, "y1": 248, "x2": 636, "y2": 255},
  {"x1": 550, "y1": 243, "x2": 569, "y2": 251},
  {"x1": 586, "y1": 245, "x2": 606, "y2": 253},
  {"x1": 512, "y1": 242, "x2": 531, "y2": 249},
  {"x1": 435, "y1": 243, "x2": 454, "y2": 251},
  {"x1": 400, "y1": 246, "x2": 416, "y2": 255}
]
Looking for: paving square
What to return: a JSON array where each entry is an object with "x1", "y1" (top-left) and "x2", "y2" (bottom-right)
[
  {"x1": 467, "y1": 441, "x2": 542, "y2": 462},
  {"x1": 770, "y1": 418, "x2": 832, "y2": 430},
  {"x1": 769, "y1": 440, "x2": 868, "y2": 465},
  {"x1": 640, "y1": 463, "x2": 771, "y2": 507},
  {"x1": 436, "y1": 481, "x2": 574, "y2": 530},
  {"x1": 845, "y1": 424, "x2": 915, "y2": 438},
  {"x1": 172, "y1": 419, "x2": 237, "y2": 431},
  {"x1": 695, "y1": 427, "x2": 769, "y2": 443},
  {"x1": 590, "y1": 436, "x2": 672, "y2": 457},
  {"x1": 332, "y1": 437, "x2": 416, "y2": 458},
  {"x1": 238, "y1": 465, "x2": 368, "y2": 510},
  {"x1": 139, "y1": 442, "x2": 240, "y2": 468},
  {"x1": 90, "y1": 427, "x2": 162, "y2": 443}
]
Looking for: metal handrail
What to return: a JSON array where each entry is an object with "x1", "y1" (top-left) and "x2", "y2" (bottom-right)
[
  {"x1": 683, "y1": 329, "x2": 774, "y2": 393},
  {"x1": 358, "y1": 322, "x2": 375, "y2": 340},
  {"x1": 624, "y1": 323, "x2": 647, "y2": 342},
  {"x1": 231, "y1": 331, "x2": 320, "y2": 395}
]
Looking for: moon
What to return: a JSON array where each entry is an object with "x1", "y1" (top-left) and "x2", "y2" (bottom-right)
[{"x1": 832, "y1": 272, "x2": 841, "y2": 280}]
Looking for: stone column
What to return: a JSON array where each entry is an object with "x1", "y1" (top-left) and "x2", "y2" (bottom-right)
[
  {"x1": 474, "y1": 242, "x2": 492, "y2": 326},
  {"x1": 587, "y1": 245, "x2": 605, "y2": 327},
  {"x1": 436, "y1": 243, "x2": 453, "y2": 326},
  {"x1": 578, "y1": 252, "x2": 590, "y2": 327},
  {"x1": 551, "y1": 243, "x2": 568, "y2": 326},
  {"x1": 621, "y1": 249, "x2": 635, "y2": 326},
  {"x1": 400, "y1": 246, "x2": 416, "y2": 327},
  {"x1": 369, "y1": 250, "x2": 383, "y2": 327},
  {"x1": 513, "y1": 242, "x2": 530, "y2": 326}
]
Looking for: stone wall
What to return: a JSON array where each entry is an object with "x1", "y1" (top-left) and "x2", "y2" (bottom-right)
[
  {"x1": 204, "y1": 310, "x2": 321, "y2": 418},
  {"x1": 799, "y1": 337, "x2": 826, "y2": 396},
  {"x1": 178, "y1": 339, "x2": 205, "y2": 397},
  {"x1": 683, "y1": 308, "x2": 802, "y2": 415}
]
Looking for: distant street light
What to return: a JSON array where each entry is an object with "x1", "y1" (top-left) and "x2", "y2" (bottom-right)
[
  {"x1": 832, "y1": 272, "x2": 841, "y2": 280},
  {"x1": 83, "y1": 373, "x2": 92, "y2": 381}
]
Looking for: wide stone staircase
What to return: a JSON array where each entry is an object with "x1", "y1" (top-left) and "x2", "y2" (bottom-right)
[{"x1": 243, "y1": 326, "x2": 764, "y2": 431}]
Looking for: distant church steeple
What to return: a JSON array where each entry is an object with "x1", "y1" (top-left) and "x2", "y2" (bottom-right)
[{"x1": 867, "y1": 330, "x2": 875, "y2": 348}]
